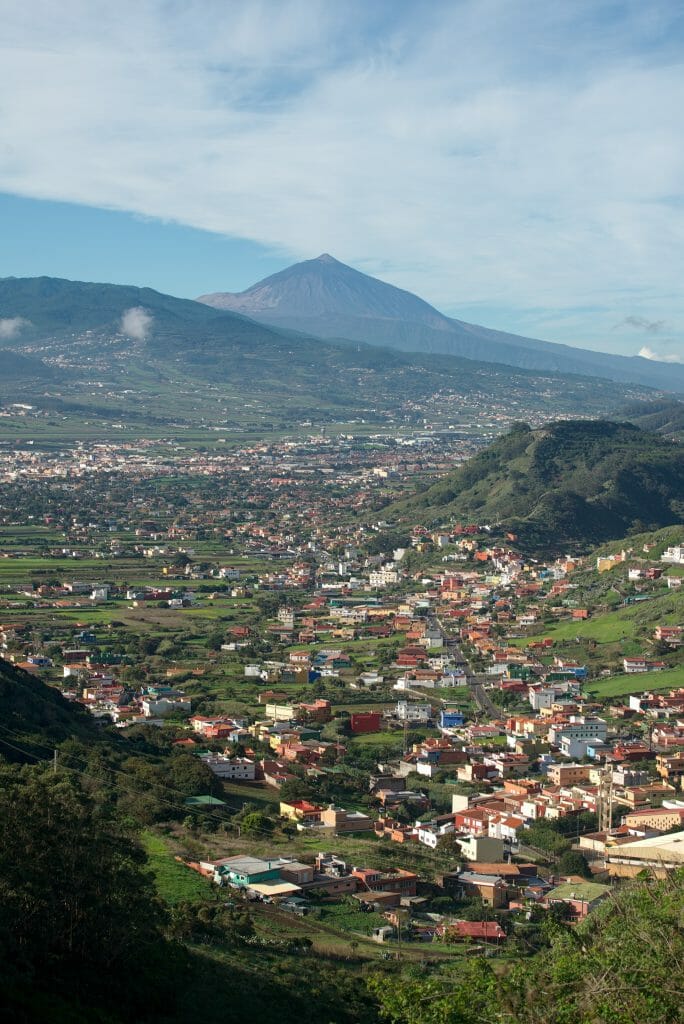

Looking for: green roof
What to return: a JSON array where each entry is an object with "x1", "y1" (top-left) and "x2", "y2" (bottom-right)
[
  {"x1": 185, "y1": 795, "x2": 227, "y2": 807},
  {"x1": 547, "y1": 881, "x2": 611, "y2": 903}
]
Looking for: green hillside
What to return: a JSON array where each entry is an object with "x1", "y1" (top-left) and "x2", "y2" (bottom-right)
[
  {"x1": 0, "y1": 275, "x2": 661, "y2": 427},
  {"x1": 0, "y1": 657, "x2": 97, "y2": 759},
  {"x1": 621, "y1": 397, "x2": 684, "y2": 440},
  {"x1": 0, "y1": 275, "x2": 229, "y2": 337},
  {"x1": 386, "y1": 420, "x2": 684, "y2": 552},
  {"x1": 0, "y1": 348, "x2": 57, "y2": 381}
]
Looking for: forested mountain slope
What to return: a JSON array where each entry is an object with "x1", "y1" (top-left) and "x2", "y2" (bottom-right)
[{"x1": 385, "y1": 420, "x2": 684, "y2": 551}]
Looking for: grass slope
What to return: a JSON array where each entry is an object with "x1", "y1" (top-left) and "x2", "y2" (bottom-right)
[
  {"x1": 586, "y1": 665, "x2": 684, "y2": 698},
  {"x1": 141, "y1": 831, "x2": 213, "y2": 904},
  {"x1": 386, "y1": 420, "x2": 684, "y2": 552}
]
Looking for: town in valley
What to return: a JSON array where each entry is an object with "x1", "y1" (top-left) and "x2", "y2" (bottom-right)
[{"x1": 1, "y1": 409, "x2": 682, "y2": 983}]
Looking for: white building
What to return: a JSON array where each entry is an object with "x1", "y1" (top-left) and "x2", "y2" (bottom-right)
[
  {"x1": 218, "y1": 566, "x2": 241, "y2": 579},
  {"x1": 393, "y1": 676, "x2": 437, "y2": 691},
  {"x1": 549, "y1": 716, "x2": 607, "y2": 748},
  {"x1": 420, "y1": 628, "x2": 444, "y2": 650},
  {"x1": 142, "y1": 696, "x2": 191, "y2": 718},
  {"x1": 199, "y1": 755, "x2": 255, "y2": 780},
  {"x1": 265, "y1": 703, "x2": 295, "y2": 722},
  {"x1": 369, "y1": 563, "x2": 400, "y2": 588},
  {"x1": 488, "y1": 814, "x2": 524, "y2": 843},
  {"x1": 357, "y1": 671, "x2": 383, "y2": 688},
  {"x1": 395, "y1": 701, "x2": 432, "y2": 723},
  {"x1": 457, "y1": 835, "x2": 505, "y2": 862},
  {"x1": 528, "y1": 682, "x2": 577, "y2": 711},
  {"x1": 416, "y1": 819, "x2": 455, "y2": 848}
]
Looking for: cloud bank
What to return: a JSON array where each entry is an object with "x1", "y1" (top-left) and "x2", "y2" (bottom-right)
[
  {"x1": 1, "y1": 1, "x2": 684, "y2": 354},
  {"x1": 0, "y1": 316, "x2": 30, "y2": 340},
  {"x1": 120, "y1": 307, "x2": 153, "y2": 341}
]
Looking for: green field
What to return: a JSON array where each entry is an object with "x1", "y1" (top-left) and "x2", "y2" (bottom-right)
[
  {"x1": 348, "y1": 731, "x2": 405, "y2": 749},
  {"x1": 585, "y1": 665, "x2": 684, "y2": 698},
  {"x1": 314, "y1": 897, "x2": 386, "y2": 935},
  {"x1": 511, "y1": 600, "x2": 678, "y2": 647},
  {"x1": 219, "y1": 780, "x2": 282, "y2": 809},
  {"x1": 142, "y1": 831, "x2": 213, "y2": 904}
]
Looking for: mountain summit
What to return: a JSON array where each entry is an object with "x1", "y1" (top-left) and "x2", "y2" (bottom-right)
[
  {"x1": 198, "y1": 253, "x2": 449, "y2": 327},
  {"x1": 198, "y1": 256, "x2": 684, "y2": 394}
]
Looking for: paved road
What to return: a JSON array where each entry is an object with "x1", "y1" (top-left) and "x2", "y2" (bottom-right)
[
  {"x1": 468, "y1": 679, "x2": 499, "y2": 718},
  {"x1": 436, "y1": 615, "x2": 499, "y2": 718}
]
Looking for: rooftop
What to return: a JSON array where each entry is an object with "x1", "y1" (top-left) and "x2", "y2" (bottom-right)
[{"x1": 547, "y1": 882, "x2": 611, "y2": 902}]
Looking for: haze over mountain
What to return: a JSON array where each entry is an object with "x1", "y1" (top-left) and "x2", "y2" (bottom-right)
[{"x1": 198, "y1": 255, "x2": 684, "y2": 394}]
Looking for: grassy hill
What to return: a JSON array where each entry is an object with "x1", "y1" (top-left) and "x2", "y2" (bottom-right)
[
  {"x1": 386, "y1": 420, "x2": 684, "y2": 552},
  {"x1": 0, "y1": 348, "x2": 57, "y2": 381}
]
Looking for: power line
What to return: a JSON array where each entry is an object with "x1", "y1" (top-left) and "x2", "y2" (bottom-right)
[{"x1": 0, "y1": 722, "x2": 284, "y2": 840}]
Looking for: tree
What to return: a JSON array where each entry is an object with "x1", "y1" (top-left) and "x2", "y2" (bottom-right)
[
  {"x1": 169, "y1": 900, "x2": 254, "y2": 945},
  {"x1": 206, "y1": 629, "x2": 226, "y2": 651},
  {"x1": 255, "y1": 593, "x2": 285, "y2": 618},
  {"x1": 509, "y1": 872, "x2": 684, "y2": 1024},
  {"x1": 279, "y1": 777, "x2": 315, "y2": 803},
  {"x1": 436, "y1": 832, "x2": 465, "y2": 866},
  {"x1": 367, "y1": 957, "x2": 499, "y2": 1024},
  {"x1": 137, "y1": 636, "x2": 160, "y2": 657},
  {"x1": 556, "y1": 850, "x2": 591, "y2": 878},
  {"x1": 524, "y1": 821, "x2": 572, "y2": 856},
  {"x1": 239, "y1": 811, "x2": 274, "y2": 838},
  {"x1": 0, "y1": 765, "x2": 167, "y2": 1006}
]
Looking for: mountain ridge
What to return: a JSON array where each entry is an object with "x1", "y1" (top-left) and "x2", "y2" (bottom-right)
[
  {"x1": 384, "y1": 419, "x2": 684, "y2": 552},
  {"x1": 198, "y1": 254, "x2": 684, "y2": 393},
  {"x1": 0, "y1": 274, "x2": 654, "y2": 425}
]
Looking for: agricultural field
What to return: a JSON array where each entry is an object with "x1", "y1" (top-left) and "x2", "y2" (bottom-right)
[
  {"x1": 585, "y1": 665, "x2": 684, "y2": 698},
  {"x1": 311, "y1": 896, "x2": 386, "y2": 935}
]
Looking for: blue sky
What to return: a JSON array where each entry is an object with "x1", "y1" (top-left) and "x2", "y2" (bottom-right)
[{"x1": 1, "y1": 0, "x2": 683, "y2": 361}]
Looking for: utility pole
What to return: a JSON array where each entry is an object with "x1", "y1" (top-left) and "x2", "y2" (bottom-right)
[
  {"x1": 395, "y1": 907, "x2": 408, "y2": 961},
  {"x1": 53, "y1": 749, "x2": 58, "y2": 775}
]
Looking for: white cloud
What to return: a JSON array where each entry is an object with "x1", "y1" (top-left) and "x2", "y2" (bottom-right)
[
  {"x1": 1, "y1": 1, "x2": 684, "y2": 351},
  {"x1": 120, "y1": 307, "x2": 153, "y2": 341},
  {"x1": 0, "y1": 316, "x2": 30, "y2": 339},
  {"x1": 638, "y1": 346, "x2": 683, "y2": 364}
]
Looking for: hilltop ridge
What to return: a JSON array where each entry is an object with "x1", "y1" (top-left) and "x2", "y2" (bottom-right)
[{"x1": 385, "y1": 419, "x2": 684, "y2": 551}]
